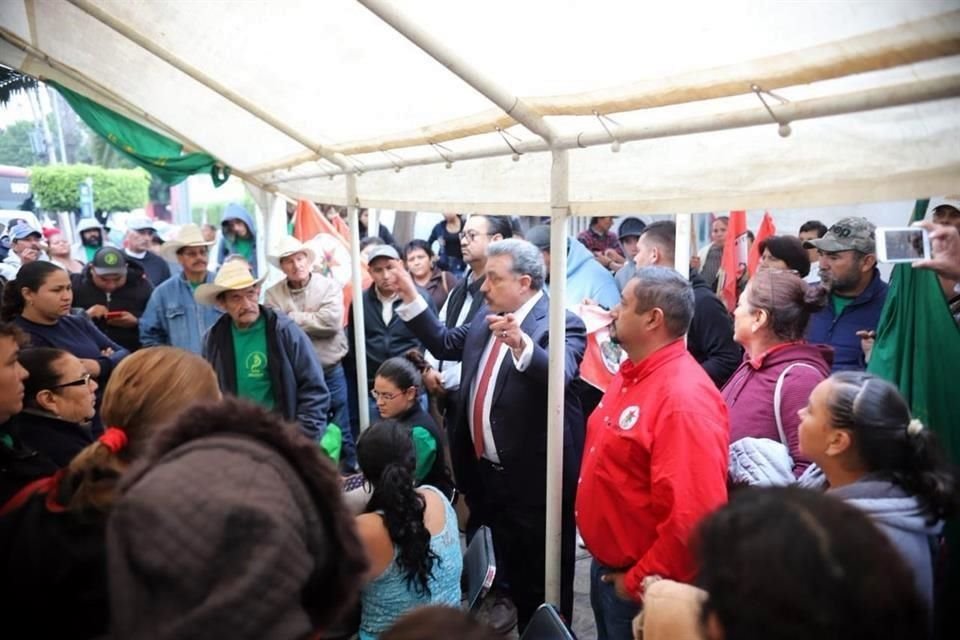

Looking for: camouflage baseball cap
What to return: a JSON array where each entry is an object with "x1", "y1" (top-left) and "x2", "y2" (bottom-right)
[{"x1": 802, "y1": 217, "x2": 876, "y2": 254}]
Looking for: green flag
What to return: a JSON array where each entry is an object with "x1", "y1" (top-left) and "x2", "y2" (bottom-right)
[
  {"x1": 867, "y1": 199, "x2": 960, "y2": 454},
  {"x1": 867, "y1": 199, "x2": 960, "y2": 635},
  {"x1": 52, "y1": 82, "x2": 230, "y2": 187}
]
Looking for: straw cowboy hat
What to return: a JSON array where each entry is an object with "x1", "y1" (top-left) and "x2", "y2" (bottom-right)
[
  {"x1": 194, "y1": 260, "x2": 267, "y2": 306},
  {"x1": 159, "y1": 223, "x2": 215, "y2": 262},
  {"x1": 268, "y1": 235, "x2": 316, "y2": 269}
]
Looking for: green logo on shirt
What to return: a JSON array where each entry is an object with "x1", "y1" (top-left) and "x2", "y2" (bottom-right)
[{"x1": 245, "y1": 351, "x2": 267, "y2": 378}]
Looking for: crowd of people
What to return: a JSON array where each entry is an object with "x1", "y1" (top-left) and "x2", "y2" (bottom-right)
[{"x1": 0, "y1": 200, "x2": 958, "y2": 639}]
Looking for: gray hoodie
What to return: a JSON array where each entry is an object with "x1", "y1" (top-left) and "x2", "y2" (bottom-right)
[{"x1": 830, "y1": 476, "x2": 941, "y2": 609}]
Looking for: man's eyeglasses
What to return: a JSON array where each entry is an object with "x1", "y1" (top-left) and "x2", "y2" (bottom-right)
[
  {"x1": 459, "y1": 230, "x2": 490, "y2": 243},
  {"x1": 51, "y1": 373, "x2": 93, "y2": 389},
  {"x1": 370, "y1": 389, "x2": 407, "y2": 401}
]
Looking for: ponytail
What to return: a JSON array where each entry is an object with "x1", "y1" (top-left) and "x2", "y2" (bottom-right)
[
  {"x1": 0, "y1": 278, "x2": 26, "y2": 321},
  {"x1": 376, "y1": 350, "x2": 429, "y2": 393},
  {"x1": 896, "y1": 421, "x2": 958, "y2": 523},
  {"x1": 828, "y1": 372, "x2": 959, "y2": 523},
  {"x1": 60, "y1": 426, "x2": 130, "y2": 513},
  {"x1": 359, "y1": 420, "x2": 438, "y2": 596}
]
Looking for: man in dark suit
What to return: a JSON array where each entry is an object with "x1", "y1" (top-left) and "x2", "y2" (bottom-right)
[{"x1": 394, "y1": 238, "x2": 587, "y2": 631}]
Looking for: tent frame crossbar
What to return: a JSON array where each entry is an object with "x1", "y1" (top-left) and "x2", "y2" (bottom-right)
[{"x1": 266, "y1": 73, "x2": 960, "y2": 185}]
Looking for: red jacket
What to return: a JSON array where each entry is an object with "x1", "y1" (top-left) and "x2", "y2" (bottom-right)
[{"x1": 576, "y1": 339, "x2": 729, "y2": 600}]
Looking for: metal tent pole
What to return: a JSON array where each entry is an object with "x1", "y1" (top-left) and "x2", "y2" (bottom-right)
[
  {"x1": 346, "y1": 174, "x2": 370, "y2": 432},
  {"x1": 357, "y1": 0, "x2": 557, "y2": 145},
  {"x1": 675, "y1": 213, "x2": 692, "y2": 277},
  {"x1": 545, "y1": 149, "x2": 570, "y2": 607}
]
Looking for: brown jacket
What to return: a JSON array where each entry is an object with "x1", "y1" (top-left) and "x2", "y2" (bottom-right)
[{"x1": 265, "y1": 272, "x2": 348, "y2": 368}]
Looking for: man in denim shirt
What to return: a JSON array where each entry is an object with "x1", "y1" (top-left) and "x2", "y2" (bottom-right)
[{"x1": 140, "y1": 224, "x2": 222, "y2": 354}]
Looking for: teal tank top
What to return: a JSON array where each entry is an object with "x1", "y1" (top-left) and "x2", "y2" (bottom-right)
[{"x1": 359, "y1": 485, "x2": 463, "y2": 639}]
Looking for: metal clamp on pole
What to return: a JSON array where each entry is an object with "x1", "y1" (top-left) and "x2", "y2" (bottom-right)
[
  {"x1": 594, "y1": 110, "x2": 623, "y2": 152},
  {"x1": 379, "y1": 148, "x2": 405, "y2": 173},
  {"x1": 751, "y1": 83, "x2": 793, "y2": 137},
  {"x1": 495, "y1": 126, "x2": 524, "y2": 162},
  {"x1": 430, "y1": 142, "x2": 455, "y2": 169}
]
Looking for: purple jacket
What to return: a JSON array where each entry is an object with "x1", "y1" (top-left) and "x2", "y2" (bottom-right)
[{"x1": 722, "y1": 342, "x2": 833, "y2": 476}]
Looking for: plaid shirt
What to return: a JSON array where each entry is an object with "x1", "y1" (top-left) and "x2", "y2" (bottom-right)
[{"x1": 577, "y1": 228, "x2": 623, "y2": 257}]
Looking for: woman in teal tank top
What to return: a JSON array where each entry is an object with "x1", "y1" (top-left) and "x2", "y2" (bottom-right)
[{"x1": 354, "y1": 421, "x2": 463, "y2": 639}]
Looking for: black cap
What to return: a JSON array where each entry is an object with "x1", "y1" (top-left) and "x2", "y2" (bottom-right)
[
  {"x1": 617, "y1": 217, "x2": 647, "y2": 240},
  {"x1": 91, "y1": 246, "x2": 128, "y2": 276}
]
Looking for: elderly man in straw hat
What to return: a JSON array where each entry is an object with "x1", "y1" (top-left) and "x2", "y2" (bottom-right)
[
  {"x1": 198, "y1": 260, "x2": 331, "y2": 442},
  {"x1": 265, "y1": 236, "x2": 356, "y2": 469},
  {"x1": 140, "y1": 224, "x2": 223, "y2": 354}
]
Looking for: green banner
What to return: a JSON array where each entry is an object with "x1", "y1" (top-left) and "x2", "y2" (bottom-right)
[
  {"x1": 867, "y1": 199, "x2": 960, "y2": 632},
  {"x1": 52, "y1": 81, "x2": 230, "y2": 187},
  {"x1": 868, "y1": 199, "x2": 959, "y2": 450}
]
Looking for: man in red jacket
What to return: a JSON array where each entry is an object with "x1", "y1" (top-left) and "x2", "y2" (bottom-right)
[{"x1": 576, "y1": 266, "x2": 729, "y2": 639}]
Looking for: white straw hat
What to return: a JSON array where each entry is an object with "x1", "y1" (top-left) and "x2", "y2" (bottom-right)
[
  {"x1": 159, "y1": 223, "x2": 215, "y2": 262},
  {"x1": 268, "y1": 235, "x2": 316, "y2": 269},
  {"x1": 194, "y1": 260, "x2": 267, "y2": 306}
]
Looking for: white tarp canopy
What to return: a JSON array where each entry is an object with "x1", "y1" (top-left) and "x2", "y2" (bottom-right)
[
  {"x1": 1, "y1": 0, "x2": 959, "y2": 214},
  {"x1": 4, "y1": 0, "x2": 959, "y2": 608}
]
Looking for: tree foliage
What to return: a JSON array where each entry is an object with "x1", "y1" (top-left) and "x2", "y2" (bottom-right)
[
  {"x1": 0, "y1": 120, "x2": 42, "y2": 167},
  {"x1": 30, "y1": 164, "x2": 149, "y2": 212}
]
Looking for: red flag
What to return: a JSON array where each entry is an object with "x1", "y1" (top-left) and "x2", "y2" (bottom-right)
[
  {"x1": 292, "y1": 200, "x2": 371, "y2": 326},
  {"x1": 293, "y1": 200, "x2": 341, "y2": 244},
  {"x1": 573, "y1": 303, "x2": 627, "y2": 391},
  {"x1": 719, "y1": 210, "x2": 749, "y2": 312},
  {"x1": 747, "y1": 211, "x2": 777, "y2": 276}
]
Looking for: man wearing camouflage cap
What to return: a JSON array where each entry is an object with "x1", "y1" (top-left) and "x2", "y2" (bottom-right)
[{"x1": 804, "y1": 217, "x2": 888, "y2": 371}]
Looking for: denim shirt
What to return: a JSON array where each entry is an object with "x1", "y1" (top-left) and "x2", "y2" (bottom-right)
[{"x1": 140, "y1": 272, "x2": 223, "y2": 354}]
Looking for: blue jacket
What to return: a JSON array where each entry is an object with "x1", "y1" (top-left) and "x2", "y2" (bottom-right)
[
  {"x1": 139, "y1": 272, "x2": 223, "y2": 354},
  {"x1": 203, "y1": 306, "x2": 330, "y2": 441},
  {"x1": 545, "y1": 237, "x2": 620, "y2": 310},
  {"x1": 217, "y1": 203, "x2": 259, "y2": 275},
  {"x1": 807, "y1": 270, "x2": 888, "y2": 372}
]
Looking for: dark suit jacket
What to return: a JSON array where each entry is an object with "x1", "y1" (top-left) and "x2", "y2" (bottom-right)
[{"x1": 405, "y1": 293, "x2": 586, "y2": 506}]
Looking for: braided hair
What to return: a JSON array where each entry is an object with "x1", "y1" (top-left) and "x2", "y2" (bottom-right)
[{"x1": 358, "y1": 419, "x2": 438, "y2": 596}]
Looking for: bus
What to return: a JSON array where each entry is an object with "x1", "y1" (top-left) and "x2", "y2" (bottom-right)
[{"x1": 0, "y1": 165, "x2": 32, "y2": 211}]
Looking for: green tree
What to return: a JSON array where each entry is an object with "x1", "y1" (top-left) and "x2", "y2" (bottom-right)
[
  {"x1": 30, "y1": 164, "x2": 149, "y2": 212},
  {"x1": 0, "y1": 120, "x2": 45, "y2": 167}
]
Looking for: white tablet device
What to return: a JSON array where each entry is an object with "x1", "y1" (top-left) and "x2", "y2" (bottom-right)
[{"x1": 875, "y1": 227, "x2": 931, "y2": 263}]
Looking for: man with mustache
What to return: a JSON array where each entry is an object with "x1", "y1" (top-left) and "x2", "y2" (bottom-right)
[
  {"x1": 198, "y1": 260, "x2": 330, "y2": 442},
  {"x1": 0, "y1": 222, "x2": 47, "y2": 282},
  {"x1": 139, "y1": 224, "x2": 222, "y2": 354}
]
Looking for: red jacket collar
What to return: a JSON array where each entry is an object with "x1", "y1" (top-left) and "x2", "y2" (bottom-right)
[{"x1": 621, "y1": 338, "x2": 687, "y2": 383}]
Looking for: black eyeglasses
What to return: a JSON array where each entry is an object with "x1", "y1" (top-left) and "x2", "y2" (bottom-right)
[
  {"x1": 459, "y1": 230, "x2": 490, "y2": 242},
  {"x1": 51, "y1": 373, "x2": 93, "y2": 389}
]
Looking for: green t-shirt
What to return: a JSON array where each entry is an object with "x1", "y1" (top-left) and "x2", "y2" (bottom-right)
[
  {"x1": 231, "y1": 315, "x2": 274, "y2": 410},
  {"x1": 84, "y1": 244, "x2": 98, "y2": 263},
  {"x1": 831, "y1": 294, "x2": 857, "y2": 317},
  {"x1": 231, "y1": 236, "x2": 254, "y2": 263}
]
